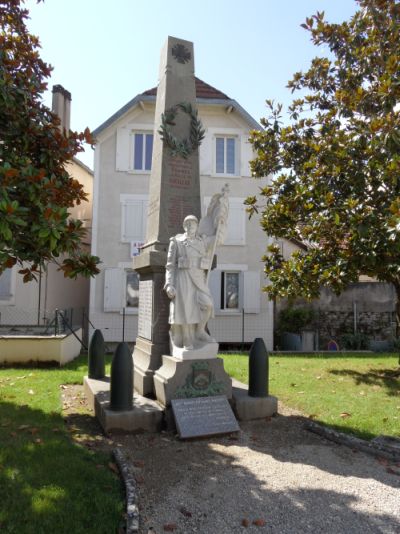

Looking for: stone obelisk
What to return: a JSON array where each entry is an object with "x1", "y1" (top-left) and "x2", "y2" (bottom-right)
[{"x1": 133, "y1": 37, "x2": 201, "y2": 396}]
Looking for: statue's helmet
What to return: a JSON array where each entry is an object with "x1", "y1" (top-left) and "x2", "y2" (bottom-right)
[{"x1": 183, "y1": 215, "x2": 199, "y2": 228}]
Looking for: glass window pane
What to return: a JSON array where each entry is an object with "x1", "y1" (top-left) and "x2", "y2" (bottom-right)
[
  {"x1": 145, "y1": 134, "x2": 153, "y2": 170},
  {"x1": 225, "y1": 272, "x2": 239, "y2": 309},
  {"x1": 126, "y1": 271, "x2": 139, "y2": 308},
  {"x1": 226, "y1": 138, "x2": 235, "y2": 174},
  {"x1": 134, "y1": 134, "x2": 143, "y2": 170},
  {"x1": 216, "y1": 137, "x2": 225, "y2": 173},
  {"x1": 0, "y1": 269, "x2": 12, "y2": 298}
]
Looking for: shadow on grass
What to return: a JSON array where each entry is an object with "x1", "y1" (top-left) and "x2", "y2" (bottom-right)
[
  {"x1": 329, "y1": 368, "x2": 400, "y2": 397},
  {"x1": 0, "y1": 401, "x2": 123, "y2": 534}
]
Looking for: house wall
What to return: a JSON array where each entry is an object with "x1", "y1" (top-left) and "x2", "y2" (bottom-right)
[
  {"x1": 0, "y1": 159, "x2": 93, "y2": 326},
  {"x1": 90, "y1": 101, "x2": 274, "y2": 349}
]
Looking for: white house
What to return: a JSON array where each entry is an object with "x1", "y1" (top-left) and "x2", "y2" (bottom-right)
[
  {"x1": 90, "y1": 78, "x2": 274, "y2": 349},
  {"x1": 0, "y1": 86, "x2": 93, "y2": 329}
]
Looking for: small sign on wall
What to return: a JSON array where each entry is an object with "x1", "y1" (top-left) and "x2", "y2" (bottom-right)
[{"x1": 130, "y1": 241, "x2": 144, "y2": 257}]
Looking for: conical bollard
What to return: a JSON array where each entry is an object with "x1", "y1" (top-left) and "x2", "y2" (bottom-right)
[
  {"x1": 110, "y1": 342, "x2": 133, "y2": 411},
  {"x1": 248, "y1": 337, "x2": 269, "y2": 397},
  {"x1": 88, "y1": 329, "x2": 105, "y2": 379}
]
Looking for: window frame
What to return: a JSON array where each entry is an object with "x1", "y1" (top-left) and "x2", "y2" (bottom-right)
[
  {"x1": 124, "y1": 268, "x2": 140, "y2": 313},
  {"x1": 220, "y1": 270, "x2": 241, "y2": 312},
  {"x1": 214, "y1": 135, "x2": 238, "y2": 176},
  {"x1": 0, "y1": 267, "x2": 16, "y2": 305},
  {"x1": 130, "y1": 130, "x2": 154, "y2": 173}
]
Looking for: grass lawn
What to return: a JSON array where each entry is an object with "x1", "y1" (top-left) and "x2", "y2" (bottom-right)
[
  {"x1": 221, "y1": 353, "x2": 400, "y2": 441},
  {"x1": 0, "y1": 355, "x2": 123, "y2": 534}
]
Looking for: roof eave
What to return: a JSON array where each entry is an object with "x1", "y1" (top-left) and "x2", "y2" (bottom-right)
[{"x1": 92, "y1": 94, "x2": 262, "y2": 139}]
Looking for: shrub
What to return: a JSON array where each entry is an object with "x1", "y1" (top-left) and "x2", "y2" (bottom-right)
[
  {"x1": 340, "y1": 332, "x2": 370, "y2": 350},
  {"x1": 278, "y1": 307, "x2": 315, "y2": 335}
]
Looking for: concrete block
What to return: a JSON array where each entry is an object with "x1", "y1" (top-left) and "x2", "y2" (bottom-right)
[
  {"x1": 84, "y1": 376, "x2": 163, "y2": 433},
  {"x1": 232, "y1": 379, "x2": 278, "y2": 421}
]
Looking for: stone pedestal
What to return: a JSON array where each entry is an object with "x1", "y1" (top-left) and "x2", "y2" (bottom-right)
[
  {"x1": 84, "y1": 377, "x2": 163, "y2": 433},
  {"x1": 232, "y1": 379, "x2": 278, "y2": 421},
  {"x1": 132, "y1": 261, "x2": 170, "y2": 397},
  {"x1": 153, "y1": 355, "x2": 232, "y2": 406}
]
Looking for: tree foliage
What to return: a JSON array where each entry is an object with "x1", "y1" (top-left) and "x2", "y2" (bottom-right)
[
  {"x1": 248, "y1": 0, "x2": 400, "y2": 326},
  {"x1": 0, "y1": 0, "x2": 100, "y2": 281}
]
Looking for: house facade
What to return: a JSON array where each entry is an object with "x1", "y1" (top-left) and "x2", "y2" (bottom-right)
[
  {"x1": 0, "y1": 86, "x2": 93, "y2": 327},
  {"x1": 90, "y1": 78, "x2": 274, "y2": 349}
]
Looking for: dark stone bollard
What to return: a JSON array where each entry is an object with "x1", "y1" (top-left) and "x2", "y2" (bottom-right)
[
  {"x1": 248, "y1": 337, "x2": 269, "y2": 397},
  {"x1": 88, "y1": 329, "x2": 105, "y2": 379},
  {"x1": 110, "y1": 342, "x2": 133, "y2": 411}
]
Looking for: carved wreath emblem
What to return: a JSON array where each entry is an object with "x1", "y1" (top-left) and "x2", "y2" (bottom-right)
[
  {"x1": 158, "y1": 102, "x2": 205, "y2": 159},
  {"x1": 172, "y1": 43, "x2": 191, "y2": 64}
]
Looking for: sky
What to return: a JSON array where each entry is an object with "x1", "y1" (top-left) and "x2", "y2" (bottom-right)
[{"x1": 25, "y1": 0, "x2": 359, "y2": 168}]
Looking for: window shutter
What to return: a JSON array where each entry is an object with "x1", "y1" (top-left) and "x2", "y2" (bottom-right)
[
  {"x1": 104, "y1": 268, "x2": 123, "y2": 312},
  {"x1": 243, "y1": 271, "x2": 261, "y2": 313},
  {"x1": 208, "y1": 269, "x2": 221, "y2": 312},
  {"x1": 240, "y1": 135, "x2": 253, "y2": 177},
  {"x1": 199, "y1": 130, "x2": 212, "y2": 175},
  {"x1": 116, "y1": 126, "x2": 130, "y2": 171},
  {"x1": 122, "y1": 200, "x2": 147, "y2": 242},
  {"x1": 225, "y1": 199, "x2": 245, "y2": 245}
]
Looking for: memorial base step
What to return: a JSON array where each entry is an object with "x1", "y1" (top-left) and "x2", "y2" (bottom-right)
[{"x1": 84, "y1": 376, "x2": 163, "y2": 433}]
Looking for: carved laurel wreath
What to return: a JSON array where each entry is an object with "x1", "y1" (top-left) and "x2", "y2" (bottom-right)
[{"x1": 158, "y1": 102, "x2": 205, "y2": 159}]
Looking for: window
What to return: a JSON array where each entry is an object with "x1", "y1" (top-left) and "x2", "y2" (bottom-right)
[
  {"x1": 125, "y1": 270, "x2": 139, "y2": 309},
  {"x1": 104, "y1": 266, "x2": 140, "y2": 313},
  {"x1": 120, "y1": 194, "x2": 148, "y2": 242},
  {"x1": 216, "y1": 136, "x2": 236, "y2": 175},
  {"x1": 0, "y1": 268, "x2": 15, "y2": 304},
  {"x1": 132, "y1": 133, "x2": 153, "y2": 171},
  {"x1": 209, "y1": 268, "x2": 261, "y2": 314},
  {"x1": 221, "y1": 272, "x2": 240, "y2": 310}
]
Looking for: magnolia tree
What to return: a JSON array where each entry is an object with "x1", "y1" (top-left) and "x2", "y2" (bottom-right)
[
  {"x1": 0, "y1": 0, "x2": 100, "y2": 282},
  {"x1": 247, "y1": 0, "x2": 400, "y2": 334}
]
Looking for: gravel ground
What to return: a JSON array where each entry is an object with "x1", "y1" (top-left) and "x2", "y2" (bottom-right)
[{"x1": 63, "y1": 387, "x2": 400, "y2": 534}]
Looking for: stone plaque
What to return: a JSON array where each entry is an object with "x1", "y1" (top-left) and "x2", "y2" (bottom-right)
[
  {"x1": 171, "y1": 396, "x2": 239, "y2": 439},
  {"x1": 138, "y1": 279, "x2": 153, "y2": 340}
]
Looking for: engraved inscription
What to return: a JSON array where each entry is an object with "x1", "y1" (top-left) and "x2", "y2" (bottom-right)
[
  {"x1": 169, "y1": 159, "x2": 192, "y2": 188},
  {"x1": 171, "y1": 396, "x2": 239, "y2": 439},
  {"x1": 138, "y1": 280, "x2": 153, "y2": 340},
  {"x1": 167, "y1": 194, "x2": 195, "y2": 230}
]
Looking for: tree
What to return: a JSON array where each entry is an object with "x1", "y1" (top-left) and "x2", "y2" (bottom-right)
[
  {"x1": 247, "y1": 0, "x2": 400, "y2": 333},
  {"x1": 0, "y1": 0, "x2": 100, "y2": 282}
]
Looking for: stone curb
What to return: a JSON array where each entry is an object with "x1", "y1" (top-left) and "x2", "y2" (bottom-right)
[
  {"x1": 304, "y1": 420, "x2": 400, "y2": 462},
  {"x1": 113, "y1": 448, "x2": 140, "y2": 533}
]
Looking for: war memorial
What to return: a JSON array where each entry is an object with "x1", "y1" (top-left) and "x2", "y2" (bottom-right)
[{"x1": 84, "y1": 37, "x2": 277, "y2": 437}]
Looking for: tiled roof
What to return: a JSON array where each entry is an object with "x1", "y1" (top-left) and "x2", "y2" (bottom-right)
[{"x1": 142, "y1": 77, "x2": 230, "y2": 100}]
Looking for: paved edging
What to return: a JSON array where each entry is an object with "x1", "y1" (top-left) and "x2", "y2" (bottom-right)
[
  {"x1": 113, "y1": 448, "x2": 140, "y2": 533},
  {"x1": 304, "y1": 420, "x2": 400, "y2": 462}
]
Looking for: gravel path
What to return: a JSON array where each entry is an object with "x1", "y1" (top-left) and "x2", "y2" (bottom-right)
[{"x1": 117, "y1": 406, "x2": 400, "y2": 534}]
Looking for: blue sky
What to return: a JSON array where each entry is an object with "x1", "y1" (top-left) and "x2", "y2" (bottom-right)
[{"x1": 25, "y1": 0, "x2": 358, "y2": 168}]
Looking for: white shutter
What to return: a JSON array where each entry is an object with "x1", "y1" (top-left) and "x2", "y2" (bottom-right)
[
  {"x1": 208, "y1": 269, "x2": 221, "y2": 312},
  {"x1": 116, "y1": 126, "x2": 130, "y2": 171},
  {"x1": 225, "y1": 198, "x2": 245, "y2": 245},
  {"x1": 240, "y1": 134, "x2": 254, "y2": 177},
  {"x1": 243, "y1": 271, "x2": 261, "y2": 313},
  {"x1": 199, "y1": 130, "x2": 212, "y2": 175},
  {"x1": 122, "y1": 200, "x2": 146, "y2": 242},
  {"x1": 104, "y1": 268, "x2": 123, "y2": 312}
]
